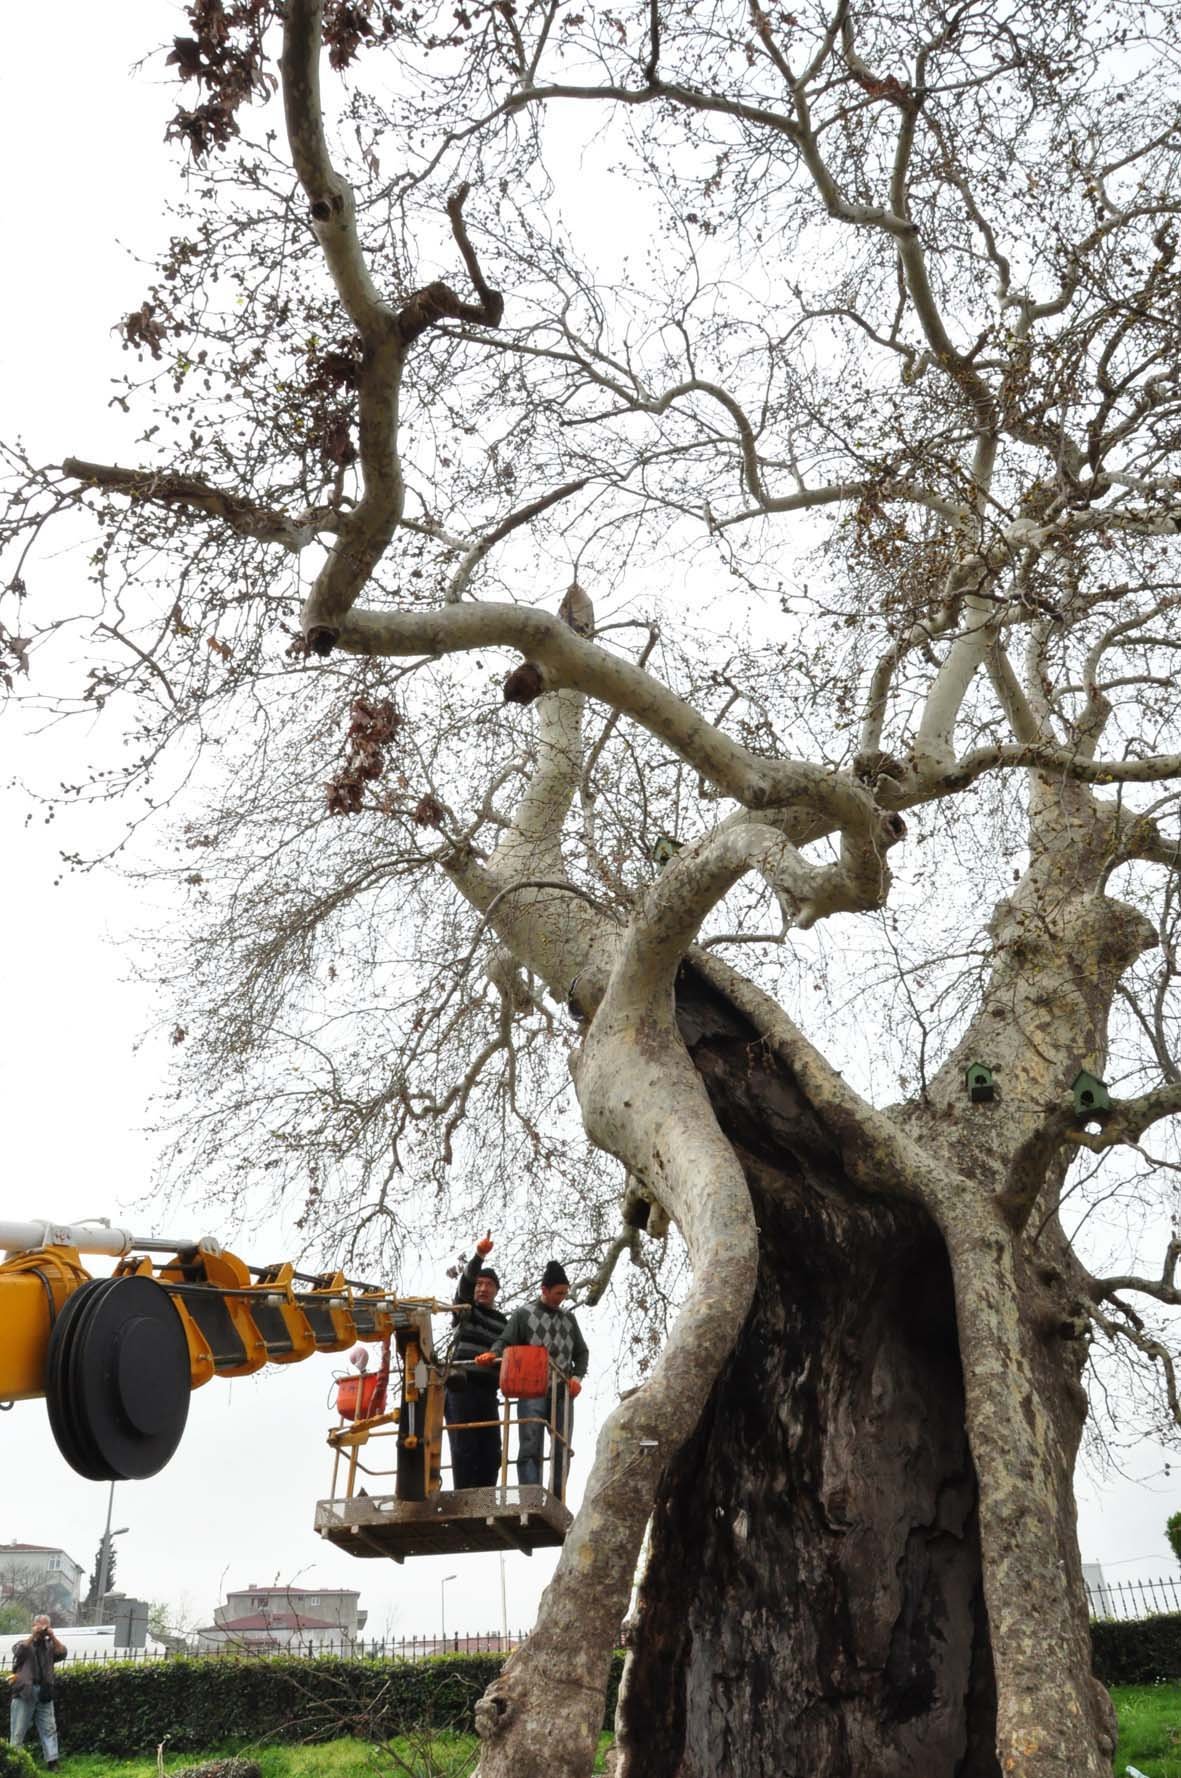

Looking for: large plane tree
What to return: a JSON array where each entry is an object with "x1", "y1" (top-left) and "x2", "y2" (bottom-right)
[{"x1": 5, "y1": 0, "x2": 1181, "y2": 1773}]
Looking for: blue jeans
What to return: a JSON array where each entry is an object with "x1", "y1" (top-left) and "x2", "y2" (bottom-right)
[
  {"x1": 10, "y1": 1686, "x2": 59, "y2": 1762},
  {"x1": 517, "y1": 1391, "x2": 573, "y2": 1496}
]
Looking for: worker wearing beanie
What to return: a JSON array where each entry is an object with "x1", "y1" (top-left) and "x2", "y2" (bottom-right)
[{"x1": 480, "y1": 1259, "x2": 588, "y2": 1496}]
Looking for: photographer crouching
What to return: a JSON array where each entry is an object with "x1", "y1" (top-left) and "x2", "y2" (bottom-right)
[{"x1": 8, "y1": 1614, "x2": 66, "y2": 1769}]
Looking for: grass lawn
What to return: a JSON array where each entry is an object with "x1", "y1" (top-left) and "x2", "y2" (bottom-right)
[
  {"x1": 1115, "y1": 1685, "x2": 1181, "y2": 1776},
  {"x1": 31, "y1": 1690, "x2": 1181, "y2": 1775},
  {"x1": 50, "y1": 1733, "x2": 616, "y2": 1778},
  {"x1": 55, "y1": 1741, "x2": 478, "y2": 1778}
]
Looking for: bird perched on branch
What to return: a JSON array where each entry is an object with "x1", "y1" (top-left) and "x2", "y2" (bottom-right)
[{"x1": 558, "y1": 582, "x2": 594, "y2": 637}]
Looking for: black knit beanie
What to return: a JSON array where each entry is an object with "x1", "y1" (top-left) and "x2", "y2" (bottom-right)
[
  {"x1": 541, "y1": 1260, "x2": 569, "y2": 1288},
  {"x1": 477, "y1": 1267, "x2": 500, "y2": 1289}
]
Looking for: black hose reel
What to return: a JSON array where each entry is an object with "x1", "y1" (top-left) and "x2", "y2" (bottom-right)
[{"x1": 45, "y1": 1274, "x2": 191, "y2": 1480}]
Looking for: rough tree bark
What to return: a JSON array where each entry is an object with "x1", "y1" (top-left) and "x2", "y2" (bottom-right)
[{"x1": 625, "y1": 1201, "x2": 995, "y2": 1778}]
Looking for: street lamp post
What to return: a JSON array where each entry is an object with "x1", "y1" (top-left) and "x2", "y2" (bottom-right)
[
  {"x1": 93, "y1": 1480, "x2": 130, "y2": 1627},
  {"x1": 440, "y1": 1573, "x2": 457, "y2": 1651}
]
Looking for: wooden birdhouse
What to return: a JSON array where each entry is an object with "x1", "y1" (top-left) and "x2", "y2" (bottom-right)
[
  {"x1": 1071, "y1": 1070, "x2": 1112, "y2": 1119},
  {"x1": 651, "y1": 833, "x2": 683, "y2": 869},
  {"x1": 965, "y1": 1061, "x2": 995, "y2": 1103}
]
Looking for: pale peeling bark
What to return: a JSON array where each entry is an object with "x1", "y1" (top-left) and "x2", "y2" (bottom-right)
[
  {"x1": 492, "y1": 684, "x2": 586, "y2": 883},
  {"x1": 899, "y1": 790, "x2": 1150, "y2": 1776},
  {"x1": 941, "y1": 1215, "x2": 1108, "y2": 1778},
  {"x1": 281, "y1": 3, "x2": 506, "y2": 651},
  {"x1": 281, "y1": 0, "x2": 407, "y2": 650},
  {"x1": 464, "y1": 755, "x2": 905, "y2": 1772},
  {"x1": 454, "y1": 659, "x2": 795, "y2": 1774},
  {"x1": 341, "y1": 601, "x2": 879, "y2": 835},
  {"x1": 912, "y1": 593, "x2": 1000, "y2": 777},
  {"x1": 473, "y1": 1027, "x2": 757, "y2": 1776},
  {"x1": 460, "y1": 605, "x2": 607, "y2": 998},
  {"x1": 473, "y1": 852, "x2": 760, "y2": 1777}
]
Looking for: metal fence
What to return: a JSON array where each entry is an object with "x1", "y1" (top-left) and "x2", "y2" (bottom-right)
[
  {"x1": 60, "y1": 1585, "x2": 1181, "y2": 1659},
  {"x1": 1086, "y1": 1576, "x2": 1181, "y2": 1621},
  {"x1": 63, "y1": 1631, "x2": 530, "y2": 1664}
]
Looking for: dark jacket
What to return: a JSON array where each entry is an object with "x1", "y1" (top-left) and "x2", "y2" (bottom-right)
[
  {"x1": 493, "y1": 1299, "x2": 589, "y2": 1382},
  {"x1": 11, "y1": 1631, "x2": 65, "y2": 1703},
  {"x1": 448, "y1": 1251, "x2": 508, "y2": 1386}
]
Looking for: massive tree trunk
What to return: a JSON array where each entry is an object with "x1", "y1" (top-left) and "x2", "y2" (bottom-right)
[{"x1": 611, "y1": 963, "x2": 1107, "y2": 1777}]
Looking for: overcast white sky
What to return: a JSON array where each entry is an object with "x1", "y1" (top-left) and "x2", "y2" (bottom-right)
[
  {"x1": 1, "y1": 0, "x2": 1178, "y2": 1648},
  {"x1": 0, "y1": 0, "x2": 573, "y2": 1641}
]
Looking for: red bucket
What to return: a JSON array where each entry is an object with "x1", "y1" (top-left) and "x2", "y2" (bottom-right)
[
  {"x1": 335, "y1": 1373, "x2": 384, "y2": 1420},
  {"x1": 498, "y1": 1344, "x2": 549, "y2": 1399}
]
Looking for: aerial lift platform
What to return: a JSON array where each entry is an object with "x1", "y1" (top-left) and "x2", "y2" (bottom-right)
[{"x1": 316, "y1": 1335, "x2": 573, "y2": 1561}]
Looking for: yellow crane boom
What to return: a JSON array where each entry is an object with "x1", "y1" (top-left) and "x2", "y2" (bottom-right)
[{"x1": 0, "y1": 1217, "x2": 445, "y2": 1483}]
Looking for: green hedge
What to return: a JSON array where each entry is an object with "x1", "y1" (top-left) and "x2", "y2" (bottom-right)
[
  {"x1": 52, "y1": 1653, "x2": 626, "y2": 1756},
  {"x1": 1090, "y1": 1612, "x2": 1181, "y2": 1686},
  {"x1": 44, "y1": 1620, "x2": 1181, "y2": 1754}
]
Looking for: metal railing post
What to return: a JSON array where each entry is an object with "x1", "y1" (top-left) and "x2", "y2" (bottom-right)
[
  {"x1": 546, "y1": 1363, "x2": 557, "y2": 1496},
  {"x1": 503, "y1": 1392, "x2": 516, "y2": 1491}
]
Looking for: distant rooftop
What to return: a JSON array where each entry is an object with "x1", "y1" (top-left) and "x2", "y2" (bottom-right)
[
  {"x1": 0, "y1": 1543, "x2": 81, "y2": 1565},
  {"x1": 234, "y1": 1584, "x2": 358, "y2": 1596}
]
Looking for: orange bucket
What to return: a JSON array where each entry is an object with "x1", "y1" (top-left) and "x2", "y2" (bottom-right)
[
  {"x1": 335, "y1": 1373, "x2": 384, "y2": 1420},
  {"x1": 498, "y1": 1344, "x2": 549, "y2": 1399}
]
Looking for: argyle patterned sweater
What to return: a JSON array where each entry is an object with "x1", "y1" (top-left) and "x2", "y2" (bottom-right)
[{"x1": 493, "y1": 1298, "x2": 589, "y2": 1383}]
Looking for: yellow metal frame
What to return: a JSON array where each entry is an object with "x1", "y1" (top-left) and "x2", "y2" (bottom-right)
[
  {"x1": 0, "y1": 1236, "x2": 453, "y2": 1408},
  {"x1": 242, "y1": 1262, "x2": 318, "y2": 1364},
  {"x1": 0, "y1": 1246, "x2": 93, "y2": 1401}
]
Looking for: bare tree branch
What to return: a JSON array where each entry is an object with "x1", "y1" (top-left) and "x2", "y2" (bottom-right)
[{"x1": 60, "y1": 458, "x2": 337, "y2": 552}]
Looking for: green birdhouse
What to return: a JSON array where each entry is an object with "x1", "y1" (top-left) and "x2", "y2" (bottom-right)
[
  {"x1": 965, "y1": 1061, "x2": 996, "y2": 1104},
  {"x1": 1071, "y1": 1070, "x2": 1112, "y2": 1118},
  {"x1": 652, "y1": 833, "x2": 683, "y2": 869}
]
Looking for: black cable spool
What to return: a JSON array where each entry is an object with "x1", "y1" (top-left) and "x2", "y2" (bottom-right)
[{"x1": 45, "y1": 1275, "x2": 192, "y2": 1480}]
